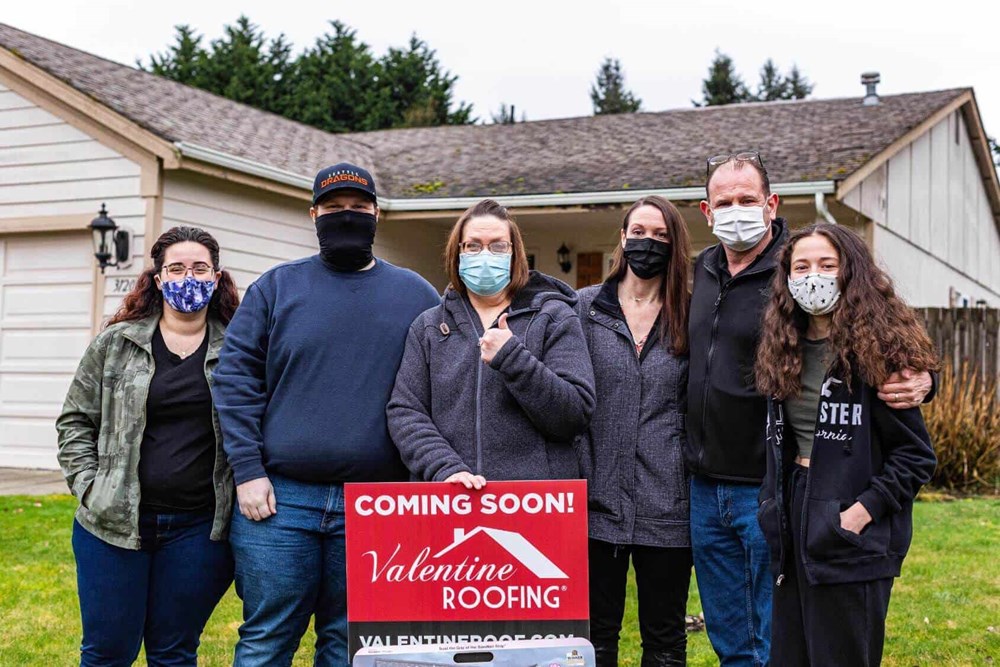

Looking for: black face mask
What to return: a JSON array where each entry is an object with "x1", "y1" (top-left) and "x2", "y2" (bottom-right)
[
  {"x1": 623, "y1": 237, "x2": 671, "y2": 279},
  {"x1": 315, "y1": 210, "x2": 377, "y2": 271}
]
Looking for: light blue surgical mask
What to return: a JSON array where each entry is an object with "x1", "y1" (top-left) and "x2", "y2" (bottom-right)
[{"x1": 458, "y1": 252, "x2": 511, "y2": 296}]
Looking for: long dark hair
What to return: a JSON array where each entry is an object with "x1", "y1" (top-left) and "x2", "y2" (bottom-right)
[
  {"x1": 106, "y1": 226, "x2": 239, "y2": 327},
  {"x1": 755, "y1": 223, "x2": 938, "y2": 399},
  {"x1": 443, "y1": 199, "x2": 530, "y2": 299},
  {"x1": 607, "y1": 196, "x2": 691, "y2": 354}
]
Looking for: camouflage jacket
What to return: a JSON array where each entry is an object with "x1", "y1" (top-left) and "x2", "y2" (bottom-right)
[{"x1": 56, "y1": 314, "x2": 234, "y2": 549}]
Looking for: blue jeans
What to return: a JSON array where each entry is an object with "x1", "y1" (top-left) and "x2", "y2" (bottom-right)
[
  {"x1": 229, "y1": 475, "x2": 348, "y2": 667},
  {"x1": 72, "y1": 511, "x2": 234, "y2": 667},
  {"x1": 690, "y1": 475, "x2": 772, "y2": 666}
]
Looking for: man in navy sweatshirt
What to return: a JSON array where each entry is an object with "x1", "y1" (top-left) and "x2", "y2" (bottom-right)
[{"x1": 212, "y1": 162, "x2": 440, "y2": 667}]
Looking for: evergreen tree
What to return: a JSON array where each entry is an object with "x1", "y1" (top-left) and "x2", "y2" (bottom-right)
[
  {"x1": 283, "y1": 21, "x2": 380, "y2": 132},
  {"x1": 590, "y1": 57, "x2": 642, "y2": 115},
  {"x1": 990, "y1": 137, "x2": 1000, "y2": 168},
  {"x1": 196, "y1": 16, "x2": 294, "y2": 113},
  {"x1": 785, "y1": 64, "x2": 813, "y2": 99},
  {"x1": 374, "y1": 35, "x2": 475, "y2": 128},
  {"x1": 695, "y1": 49, "x2": 751, "y2": 106},
  {"x1": 140, "y1": 18, "x2": 474, "y2": 132},
  {"x1": 490, "y1": 103, "x2": 525, "y2": 124},
  {"x1": 143, "y1": 25, "x2": 205, "y2": 85},
  {"x1": 756, "y1": 58, "x2": 788, "y2": 101}
]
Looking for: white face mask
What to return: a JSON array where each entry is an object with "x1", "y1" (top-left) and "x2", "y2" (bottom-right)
[
  {"x1": 788, "y1": 273, "x2": 841, "y2": 315},
  {"x1": 711, "y1": 204, "x2": 769, "y2": 251}
]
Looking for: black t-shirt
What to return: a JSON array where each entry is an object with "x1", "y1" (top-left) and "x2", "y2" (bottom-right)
[{"x1": 138, "y1": 326, "x2": 216, "y2": 513}]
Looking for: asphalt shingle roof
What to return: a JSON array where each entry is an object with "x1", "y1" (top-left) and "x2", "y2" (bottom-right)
[
  {"x1": 0, "y1": 23, "x2": 970, "y2": 201},
  {"x1": 352, "y1": 89, "x2": 967, "y2": 198},
  {"x1": 0, "y1": 23, "x2": 374, "y2": 178}
]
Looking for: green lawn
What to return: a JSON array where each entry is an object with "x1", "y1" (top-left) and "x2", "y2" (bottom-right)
[{"x1": 1, "y1": 496, "x2": 996, "y2": 666}]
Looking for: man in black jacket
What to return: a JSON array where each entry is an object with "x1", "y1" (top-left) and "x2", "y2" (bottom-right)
[{"x1": 686, "y1": 153, "x2": 933, "y2": 666}]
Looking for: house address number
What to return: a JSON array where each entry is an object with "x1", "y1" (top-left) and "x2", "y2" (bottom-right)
[{"x1": 109, "y1": 278, "x2": 137, "y2": 295}]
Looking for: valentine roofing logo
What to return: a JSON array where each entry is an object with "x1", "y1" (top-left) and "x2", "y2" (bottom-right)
[
  {"x1": 438, "y1": 528, "x2": 568, "y2": 579},
  {"x1": 363, "y1": 525, "x2": 568, "y2": 611}
]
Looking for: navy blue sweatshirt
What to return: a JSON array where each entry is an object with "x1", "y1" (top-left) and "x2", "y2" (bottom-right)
[{"x1": 212, "y1": 256, "x2": 440, "y2": 485}]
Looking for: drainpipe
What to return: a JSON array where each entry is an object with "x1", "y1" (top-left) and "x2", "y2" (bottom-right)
[{"x1": 815, "y1": 192, "x2": 838, "y2": 225}]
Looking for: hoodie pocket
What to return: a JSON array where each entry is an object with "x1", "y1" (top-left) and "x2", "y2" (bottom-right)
[{"x1": 805, "y1": 499, "x2": 890, "y2": 561}]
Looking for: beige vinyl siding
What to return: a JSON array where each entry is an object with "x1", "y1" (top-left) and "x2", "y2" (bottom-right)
[
  {"x1": 0, "y1": 82, "x2": 150, "y2": 469},
  {"x1": 161, "y1": 171, "x2": 316, "y2": 293},
  {"x1": 377, "y1": 217, "x2": 450, "y2": 290},
  {"x1": 0, "y1": 82, "x2": 148, "y2": 321},
  {"x1": 842, "y1": 110, "x2": 1000, "y2": 306},
  {"x1": 164, "y1": 170, "x2": 457, "y2": 292}
]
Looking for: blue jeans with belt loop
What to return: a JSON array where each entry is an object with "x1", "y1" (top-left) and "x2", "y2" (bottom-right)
[
  {"x1": 73, "y1": 509, "x2": 234, "y2": 667},
  {"x1": 690, "y1": 475, "x2": 772, "y2": 666},
  {"x1": 229, "y1": 474, "x2": 348, "y2": 667}
]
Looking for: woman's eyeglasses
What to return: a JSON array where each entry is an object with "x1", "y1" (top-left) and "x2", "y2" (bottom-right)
[
  {"x1": 460, "y1": 241, "x2": 512, "y2": 255},
  {"x1": 163, "y1": 262, "x2": 214, "y2": 279}
]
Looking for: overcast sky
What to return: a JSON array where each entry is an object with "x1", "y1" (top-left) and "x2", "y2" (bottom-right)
[{"x1": 5, "y1": 0, "x2": 999, "y2": 142}]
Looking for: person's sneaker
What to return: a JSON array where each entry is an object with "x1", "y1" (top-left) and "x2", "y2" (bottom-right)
[{"x1": 685, "y1": 613, "x2": 705, "y2": 633}]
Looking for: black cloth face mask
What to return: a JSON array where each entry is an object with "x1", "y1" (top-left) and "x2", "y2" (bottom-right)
[
  {"x1": 315, "y1": 210, "x2": 377, "y2": 271},
  {"x1": 623, "y1": 237, "x2": 671, "y2": 279}
]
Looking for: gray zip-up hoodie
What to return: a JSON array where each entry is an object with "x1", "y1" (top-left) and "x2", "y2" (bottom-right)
[
  {"x1": 576, "y1": 281, "x2": 690, "y2": 548},
  {"x1": 388, "y1": 271, "x2": 596, "y2": 481}
]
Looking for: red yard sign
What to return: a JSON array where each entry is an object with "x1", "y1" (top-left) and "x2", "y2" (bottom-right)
[{"x1": 345, "y1": 480, "x2": 589, "y2": 658}]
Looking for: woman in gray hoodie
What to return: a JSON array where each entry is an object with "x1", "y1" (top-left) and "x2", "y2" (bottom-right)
[
  {"x1": 576, "y1": 196, "x2": 692, "y2": 667},
  {"x1": 387, "y1": 199, "x2": 595, "y2": 487}
]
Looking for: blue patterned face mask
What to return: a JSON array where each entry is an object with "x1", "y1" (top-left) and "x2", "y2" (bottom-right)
[{"x1": 161, "y1": 276, "x2": 216, "y2": 313}]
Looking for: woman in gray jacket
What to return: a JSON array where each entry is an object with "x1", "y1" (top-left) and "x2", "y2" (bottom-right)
[
  {"x1": 387, "y1": 198, "x2": 595, "y2": 487},
  {"x1": 576, "y1": 196, "x2": 692, "y2": 667}
]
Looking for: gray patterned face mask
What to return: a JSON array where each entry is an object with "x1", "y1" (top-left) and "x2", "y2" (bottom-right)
[{"x1": 787, "y1": 273, "x2": 840, "y2": 315}]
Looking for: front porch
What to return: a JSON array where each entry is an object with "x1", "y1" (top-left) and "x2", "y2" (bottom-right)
[{"x1": 377, "y1": 194, "x2": 867, "y2": 291}]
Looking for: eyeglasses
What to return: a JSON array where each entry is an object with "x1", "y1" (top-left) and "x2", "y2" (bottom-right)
[
  {"x1": 163, "y1": 262, "x2": 214, "y2": 279},
  {"x1": 706, "y1": 151, "x2": 768, "y2": 179},
  {"x1": 460, "y1": 241, "x2": 513, "y2": 255}
]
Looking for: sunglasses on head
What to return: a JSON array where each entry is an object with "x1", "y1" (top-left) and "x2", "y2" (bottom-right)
[{"x1": 706, "y1": 151, "x2": 767, "y2": 179}]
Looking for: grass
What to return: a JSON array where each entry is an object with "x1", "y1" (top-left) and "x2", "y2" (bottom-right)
[{"x1": 0, "y1": 496, "x2": 997, "y2": 666}]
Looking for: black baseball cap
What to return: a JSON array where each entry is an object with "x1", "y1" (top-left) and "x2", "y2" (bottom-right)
[{"x1": 312, "y1": 163, "x2": 377, "y2": 205}]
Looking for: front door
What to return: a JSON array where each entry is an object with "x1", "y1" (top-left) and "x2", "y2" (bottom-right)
[{"x1": 576, "y1": 252, "x2": 605, "y2": 289}]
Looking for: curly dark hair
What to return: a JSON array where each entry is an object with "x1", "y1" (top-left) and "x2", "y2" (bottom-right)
[
  {"x1": 106, "y1": 226, "x2": 240, "y2": 327},
  {"x1": 755, "y1": 223, "x2": 937, "y2": 399}
]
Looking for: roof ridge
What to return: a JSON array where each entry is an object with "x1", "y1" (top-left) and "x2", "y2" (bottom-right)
[{"x1": 347, "y1": 87, "x2": 972, "y2": 140}]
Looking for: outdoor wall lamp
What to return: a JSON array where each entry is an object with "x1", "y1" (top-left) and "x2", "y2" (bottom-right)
[
  {"x1": 88, "y1": 203, "x2": 130, "y2": 273},
  {"x1": 557, "y1": 243, "x2": 572, "y2": 273}
]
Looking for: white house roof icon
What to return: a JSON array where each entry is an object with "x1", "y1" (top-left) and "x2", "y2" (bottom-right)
[{"x1": 433, "y1": 527, "x2": 568, "y2": 579}]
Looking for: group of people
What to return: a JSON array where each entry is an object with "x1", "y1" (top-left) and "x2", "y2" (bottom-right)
[{"x1": 57, "y1": 153, "x2": 937, "y2": 667}]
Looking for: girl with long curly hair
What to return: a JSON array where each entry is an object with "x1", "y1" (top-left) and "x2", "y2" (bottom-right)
[
  {"x1": 57, "y1": 226, "x2": 239, "y2": 665},
  {"x1": 754, "y1": 223, "x2": 937, "y2": 666}
]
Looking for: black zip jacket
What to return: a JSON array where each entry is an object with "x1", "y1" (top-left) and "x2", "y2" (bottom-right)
[
  {"x1": 757, "y1": 372, "x2": 936, "y2": 586},
  {"x1": 685, "y1": 219, "x2": 787, "y2": 482}
]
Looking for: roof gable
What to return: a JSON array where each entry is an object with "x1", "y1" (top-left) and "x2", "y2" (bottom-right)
[{"x1": 0, "y1": 22, "x2": 374, "y2": 180}]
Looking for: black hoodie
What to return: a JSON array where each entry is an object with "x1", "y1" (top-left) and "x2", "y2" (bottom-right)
[
  {"x1": 685, "y1": 219, "x2": 788, "y2": 483},
  {"x1": 757, "y1": 372, "x2": 936, "y2": 585}
]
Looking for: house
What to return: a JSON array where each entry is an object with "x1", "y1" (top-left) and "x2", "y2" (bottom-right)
[{"x1": 1, "y1": 22, "x2": 998, "y2": 468}]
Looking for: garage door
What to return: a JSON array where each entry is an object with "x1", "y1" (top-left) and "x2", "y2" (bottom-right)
[{"x1": 0, "y1": 232, "x2": 94, "y2": 469}]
